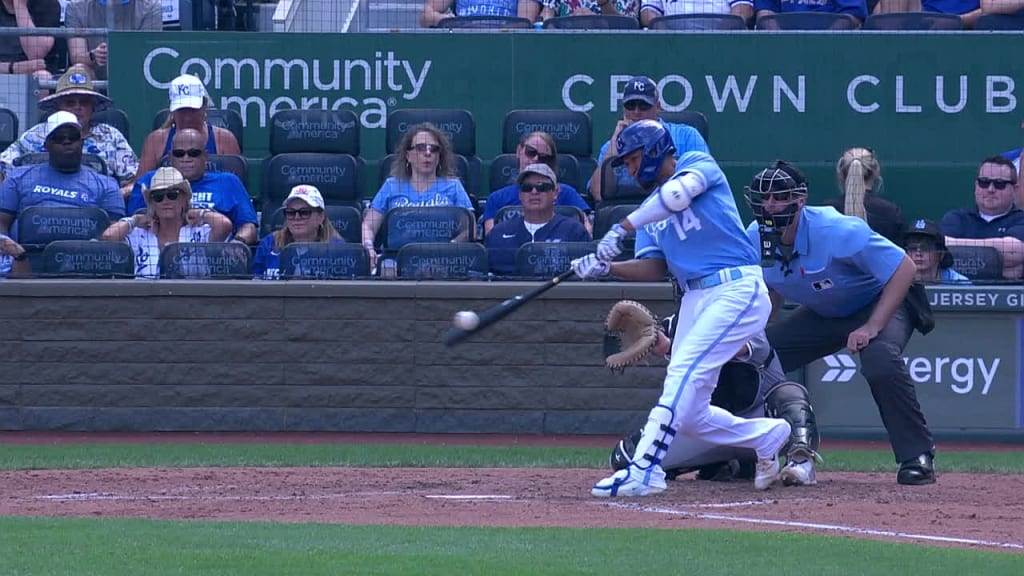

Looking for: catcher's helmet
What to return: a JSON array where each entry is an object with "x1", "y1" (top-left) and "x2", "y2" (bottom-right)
[
  {"x1": 744, "y1": 160, "x2": 808, "y2": 229},
  {"x1": 611, "y1": 120, "x2": 676, "y2": 191}
]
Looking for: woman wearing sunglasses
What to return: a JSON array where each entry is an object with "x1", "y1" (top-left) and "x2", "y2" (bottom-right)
[
  {"x1": 252, "y1": 185, "x2": 343, "y2": 280},
  {"x1": 360, "y1": 122, "x2": 474, "y2": 268},
  {"x1": 820, "y1": 147, "x2": 907, "y2": 246},
  {"x1": 102, "y1": 167, "x2": 232, "y2": 278},
  {"x1": 481, "y1": 131, "x2": 591, "y2": 238}
]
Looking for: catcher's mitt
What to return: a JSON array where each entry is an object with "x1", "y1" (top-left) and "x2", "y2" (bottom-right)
[{"x1": 603, "y1": 300, "x2": 660, "y2": 371}]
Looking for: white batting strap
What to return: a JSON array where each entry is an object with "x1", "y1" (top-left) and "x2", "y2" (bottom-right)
[{"x1": 626, "y1": 172, "x2": 706, "y2": 229}]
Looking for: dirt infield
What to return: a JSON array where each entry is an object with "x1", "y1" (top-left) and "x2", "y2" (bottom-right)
[{"x1": 1, "y1": 433, "x2": 1022, "y2": 553}]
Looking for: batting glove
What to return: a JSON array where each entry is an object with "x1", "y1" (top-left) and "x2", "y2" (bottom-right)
[
  {"x1": 596, "y1": 223, "x2": 627, "y2": 262},
  {"x1": 571, "y1": 254, "x2": 611, "y2": 279}
]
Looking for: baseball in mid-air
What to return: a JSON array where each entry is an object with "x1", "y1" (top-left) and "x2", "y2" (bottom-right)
[{"x1": 453, "y1": 310, "x2": 480, "y2": 331}]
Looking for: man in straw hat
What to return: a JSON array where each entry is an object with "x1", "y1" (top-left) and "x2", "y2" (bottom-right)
[{"x1": 0, "y1": 64, "x2": 138, "y2": 196}]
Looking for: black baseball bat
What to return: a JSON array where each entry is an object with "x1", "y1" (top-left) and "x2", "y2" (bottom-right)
[{"x1": 444, "y1": 269, "x2": 576, "y2": 347}]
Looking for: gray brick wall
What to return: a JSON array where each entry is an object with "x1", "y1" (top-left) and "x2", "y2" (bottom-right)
[{"x1": 0, "y1": 280, "x2": 675, "y2": 433}]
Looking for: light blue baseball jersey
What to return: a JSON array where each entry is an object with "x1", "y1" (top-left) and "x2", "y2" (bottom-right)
[
  {"x1": 746, "y1": 206, "x2": 905, "y2": 318},
  {"x1": 634, "y1": 151, "x2": 758, "y2": 281},
  {"x1": 371, "y1": 177, "x2": 474, "y2": 212}
]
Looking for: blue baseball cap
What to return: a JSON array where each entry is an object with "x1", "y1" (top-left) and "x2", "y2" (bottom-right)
[{"x1": 623, "y1": 76, "x2": 658, "y2": 107}]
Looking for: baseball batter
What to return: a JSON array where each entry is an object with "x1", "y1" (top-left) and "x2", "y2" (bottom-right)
[{"x1": 571, "y1": 120, "x2": 791, "y2": 497}]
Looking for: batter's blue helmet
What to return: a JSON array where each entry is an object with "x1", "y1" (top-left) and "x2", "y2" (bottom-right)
[{"x1": 611, "y1": 120, "x2": 676, "y2": 190}]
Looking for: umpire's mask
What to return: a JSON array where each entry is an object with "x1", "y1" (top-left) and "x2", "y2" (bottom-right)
[{"x1": 744, "y1": 161, "x2": 809, "y2": 229}]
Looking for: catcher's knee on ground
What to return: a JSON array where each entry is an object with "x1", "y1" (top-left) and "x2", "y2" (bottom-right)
[{"x1": 765, "y1": 381, "x2": 819, "y2": 461}]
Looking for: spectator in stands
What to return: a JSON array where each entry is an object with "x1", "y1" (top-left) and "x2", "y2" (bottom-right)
[
  {"x1": 640, "y1": 0, "x2": 754, "y2": 26},
  {"x1": 485, "y1": 163, "x2": 590, "y2": 276},
  {"x1": 102, "y1": 166, "x2": 231, "y2": 278},
  {"x1": 67, "y1": 0, "x2": 162, "y2": 80},
  {"x1": 482, "y1": 131, "x2": 592, "y2": 238},
  {"x1": 127, "y1": 128, "x2": 257, "y2": 244},
  {"x1": 904, "y1": 218, "x2": 970, "y2": 285},
  {"x1": 0, "y1": 0, "x2": 59, "y2": 79},
  {"x1": 755, "y1": 0, "x2": 868, "y2": 24},
  {"x1": 821, "y1": 146, "x2": 906, "y2": 245},
  {"x1": 875, "y1": 0, "x2": 981, "y2": 27},
  {"x1": 0, "y1": 111, "x2": 123, "y2": 236},
  {"x1": 361, "y1": 122, "x2": 474, "y2": 268},
  {"x1": 0, "y1": 65, "x2": 138, "y2": 197},
  {"x1": 252, "y1": 184, "x2": 344, "y2": 280},
  {"x1": 421, "y1": 0, "x2": 529, "y2": 26},
  {"x1": 940, "y1": 156, "x2": 1024, "y2": 279},
  {"x1": 0, "y1": 232, "x2": 28, "y2": 276},
  {"x1": 533, "y1": 0, "x2": 640, "y2": 20},
  {"x1": 589, "y1": 76, "x2": 709, "y2": 203},
  {"x1": 136, "y1": 74, "x2": 241, "y2": 178},
  {"x1": 981, "y1": 0, "x2": 1024, "y2": 17}
]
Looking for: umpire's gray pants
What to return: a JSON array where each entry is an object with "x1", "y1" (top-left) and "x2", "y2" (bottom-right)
[{"x1": 766, "y1": 301, "x2": 933, "y2": 463}]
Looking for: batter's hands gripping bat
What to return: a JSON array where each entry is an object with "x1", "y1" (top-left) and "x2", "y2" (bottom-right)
[{"x1": 444, "y1": 269, "x2": 576, "y2": 347}]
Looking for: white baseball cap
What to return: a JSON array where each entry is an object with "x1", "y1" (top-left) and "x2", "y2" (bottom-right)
[
  {"x1": 45, "y1": 111, "x2": 81, "y2": 139},
  {"x1": 168, "y1": 74, "x2": 209, "y2": 111},
  {"x1": 283, "y1": 184, "x2": 325, "y2": 209}
]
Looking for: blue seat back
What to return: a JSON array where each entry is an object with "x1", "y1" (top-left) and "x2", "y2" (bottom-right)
[
  {"x1": 279, "y1": 242, "x2": 370, "y2": 279},
  {"x1": 515, "y1": 241, "x2": 596, "y2": 278},
  {"x1": 158, "y1": 242, "x2": 252, "y2": 279},
  {"x1": 396, "y1": 242, "x2": 489, "y2": 279},
  {"x1": 270, "y1": 109, "x2": 360, "y2": 156},
  {"x1": 502, "y1": 110, "x2": 593, "y2": 157},
  {"x1": 16, "y1": 206, "x2": 110, "y2": 245},
  {"x1": 41, "y1": 240, "x2": 134, "y2": 278}
]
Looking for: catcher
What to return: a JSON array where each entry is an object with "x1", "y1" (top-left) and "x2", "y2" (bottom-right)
[{"x1": 604, "y1": 300, "x2": 821, "y2": 486}]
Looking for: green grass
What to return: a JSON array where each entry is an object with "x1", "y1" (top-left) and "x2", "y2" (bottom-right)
[
  {"x1": 0, "y1": 443, "x2": 1022, "y2": 473},
  {"x1": 1, "y1": 517, "x2": 1020, "y2": 576}
]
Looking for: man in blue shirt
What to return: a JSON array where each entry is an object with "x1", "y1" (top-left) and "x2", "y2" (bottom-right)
[
  {"x1": 0, "y1": 111, "x2": 124, "y2": 236},
  {"x1": 744, "y1": 160, "x2": 936, "y2": 486},
  {"x1": 127, "y1": 128, "x2": 258, "y2": 244},
  {"x1": 572, "y1": 120, "x2": 791, "y2": 498},
  {"x1": 588, "y1": 76, "x2": 710, "y2": 204},
  {"x1": 755, "y1": 0, "x2": 868, "y2": 23}
]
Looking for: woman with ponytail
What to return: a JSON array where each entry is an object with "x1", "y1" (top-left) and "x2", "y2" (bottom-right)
[{"x1": 823, "y1": 147, "x2": 907, "y2": 245}]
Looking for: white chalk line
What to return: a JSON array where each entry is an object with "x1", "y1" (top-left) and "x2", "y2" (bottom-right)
[
  {"x1": 424, "y1": 494, "x2": 514, "y2": 500},
  {"x1": 35, "y1": 490, "x2": 408, "y2": 502},
  {"x1": 606, "y1": 502, "x2": 1024, "y2": 550}
]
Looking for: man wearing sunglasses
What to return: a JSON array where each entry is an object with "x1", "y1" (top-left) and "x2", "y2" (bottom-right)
[
  {"x1": 126, "y1": 128, "x2": 258, "y2": 245},
  {"x1": 940, "y1": 156, "x2": 1024, "y2": 280},
  {"x1": 743, "y1": 160, "x2": 937, "y2": 486},
  {"x1": 0, "y1": 111, "x2": 124, "y2": 236},
  {"x1": 588, "y1": 76, "x2": 709, "y2": 203},
  {"x1": 485, "y1": 163, "x2": 590, "y2": 276}
]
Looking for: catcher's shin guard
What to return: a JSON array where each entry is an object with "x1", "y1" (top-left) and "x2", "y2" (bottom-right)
[
  {"x1": 765, "y1": 381, "x2": 820, "y2": 462},
  {"x1": 630, "y1": 404, "x2": 676, "y2": 471}
]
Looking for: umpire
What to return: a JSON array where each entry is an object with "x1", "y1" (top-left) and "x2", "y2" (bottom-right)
[{"x1": 744, "y1": 161, "x2": 936, "y2": 486}]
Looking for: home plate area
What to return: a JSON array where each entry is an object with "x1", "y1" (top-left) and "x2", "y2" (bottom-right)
[{"x1": 0, "y1": 467, "x2": 1021, "y2": 552}]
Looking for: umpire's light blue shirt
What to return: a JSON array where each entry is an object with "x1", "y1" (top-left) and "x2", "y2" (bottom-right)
[{"x1": 746, "y1": 206, "x2": 905, "y2": 318}]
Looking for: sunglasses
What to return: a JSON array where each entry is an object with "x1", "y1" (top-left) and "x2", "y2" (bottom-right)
[
  {"x1": 408, "y1": 143, "x2": 440, "y2": 154},
  {"x1": 150, "y1": 190, "x2": 181, "y2": 203},
  {"x1": 624, "y1": 101, "x2": 653, "y2": 111},
  {"x1": 976, "y1": 177, "x2": 1015, "y2": 190},
  {"x1": 519, "y1": 182, "x2": 555, "y2": 193},
  {"x1": 49, "y1": 132, "x2": 81, "y2": 143},
  {"x1": 284, "y1": 208, "x2": 319, "y2": 219},
  {"x1": 172, "y1": 148, "x2": 205, "y2": 158},
  {"x1": 523, "y1": 144, "x2": 554, "y2": 164}
]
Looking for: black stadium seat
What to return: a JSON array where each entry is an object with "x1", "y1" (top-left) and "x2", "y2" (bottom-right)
[
  {"x1": 658, "y1": 110, "x2": 710, "y2": 143},
  {"x1": 279, "y1": 242, "x2": 371, "y2": 279},
  {"x1": 756, "y1": 12, "x2": 860, "y2": 30},
  {"x1": 269, "y1": 109, "x2": 360, "y2": 156},
  {"x1": 649, "y1": 14, "x2": 748, "y2": 31},
  {"x1": 975, "y1": 14, "x2": 1024, "y2": 30},
  {"x1": 93, "y1": 108, "x2": 131, "y2": 141},
  {"x1": 15, "y1": 152, "x2": 109, "y2": 176},
  {"x1": 0, "y1": 107, "x2": 17, "y2": 150},
  {"x1": 386, "y1": 108, "x2": 476, "y2": 157},
  {"x1": 502, "y1": 110, "x2": 593, "y2": 157},
  {"x1": 262, "y1": 153, "x2": 362, "y2": 208},
  {"x1": 543, "y1": 15, "x2": 639, "y2": 29},
  {"x1": 383, "y1": 206, "x2": 476, "y2": 251},
  {"x1": 862, "y1": 13, "x2": 962, "y2": 30},
  {"x1": 41, "y1": 240, "x2": 134, "y2": 278},
  {"x1": 16, "y1": 206, "x2": 109, "y2": 246},
  {"x1": 948, "y1": 245, "x2": 1003, "y2": 281},
  {"x1": 396, "y1": 242, "x2": 488, "y2": 279},
  {"x1": 436, "y1": 15, "x2": 533, "y2": 28},
  {"x1": 515, "y1": 241, "x2": 596, "y2": 278},
  {"x1": 158, "y1": 242, "x2": 252, "y2": 279}
]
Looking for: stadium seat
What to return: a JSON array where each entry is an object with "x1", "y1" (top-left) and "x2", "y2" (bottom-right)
[
  {"x1": 279, "y1": 242, "x2": 371, "y2": 279},
  {"x1": 16, "y1": 206, "x2": 109, "y2": 246},
  {"x1": 383, "y1": 206, "x2": 477, "y2": 251},
  {"x1": 543, "y1": 15, "x2": 640, "y2": 29},
  {"x1": 863, "y1": 13, "x2": 962, "y2": 30},
  {"x1": 597, "y1": 157, "x2": 648, "y2": 205},
  {"x1": 93, "y1": 108, "x2": 131, "y2": 141},
  {"x1": 488, "y1": 154, "x2": 582, "y2": 193},
  {"x1": 756, "y1": 12, "x2": 860, "y2": 30},
  {"x1": 436, "y1": 15, "x2": 533, "y2": 28},
  {"x1": 593, "y1": 203, "x2": 638, "y2": 237},
  {"x1": 158, "y1": 241, "x2": 252, "y2": 279},
  {"x1": 269, "y1": 109, "x2": 360, "y2": 156},
  {"x1": 386, "y1": 109, "x2": 476, "y2": 157},
  {"x1": 658, "y1": 110, "x2": 710, "y2": 143},
  {"x1": 41, "y1": 240, "x2": 134, "y2": 278},
  {"x1": 152, "y1": 108, "x2": 245, "y2": 151},
  {"x1": 261, "y1": 204, "x2": 363, "y2": 243},
  {"x1": 262, "y1": 152, "x2": 362, "y2": 208},
  {"x1": 395, "y1": 242, "x2": 489, "y2": 279},
  {"x1": 974, "y1": 14, "x2": 1024, "y2": 30},
  {"x1": 494, "y1": 205, "x2": 588, "y2": 227},
  {"x1": 14, "y1": 152, "x2": 109, "y2": 175},
  {"x1": 502, "y1": 110, "x2": 593, "y2": 157},
  {"x1": 0, "y1": 107, "x2": 17, "y2": 151},
  {"x1": 377, "y1": 153, "x2": 482, "y2": 197},
  {"x1": 515, "y1": 241, "x2": 596, "y2": 278},
  {"x1": 648, "y1": 13, "x2": 749, "y2": 30},
  {"x1": 948, "y1": 245, "x2": 1003, "y2": 281}
]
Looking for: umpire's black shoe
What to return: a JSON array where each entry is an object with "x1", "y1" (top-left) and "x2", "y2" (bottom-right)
[{"x1": 897, "y1": 452, "x2": 936, "y2": 486}]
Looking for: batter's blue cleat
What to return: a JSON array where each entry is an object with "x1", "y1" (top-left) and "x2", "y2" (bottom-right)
[{"x1": 591, "y1": 465, "x2": 667, "y2": 497}]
